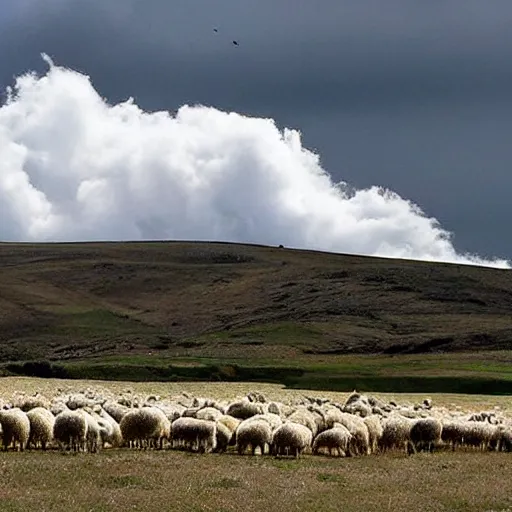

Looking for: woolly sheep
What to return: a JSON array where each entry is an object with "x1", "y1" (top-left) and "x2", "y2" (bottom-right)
[
  {"x1": 215, "y1": 421, "x2": 232, "y2": 453},
  {"x1": 379, "y1": 415, "x2": 414, "y2": 454},
  {"x1": 53, "y1": 410, "x2": 87, "y2": 452},
  {"x1": 286, "y1": 408, "x2": 318, "y2": 436},
  {"x1": 334, "y1": 413, "x2": 370, "y2": 456},
  {"x1": 196, "y1": 407, "x2": 223, "y2": 422},
  {"x1": 171, "y1": 417, "x2": 217, "y2": 453},
  {"x1": 245, "y1": 413, "x2": 282, "y2": 431},
  {"x1": 217, "y1": 415, "x2": 241, "y2": 434},
  {"x1": 120, "y1": 407, "x2": 170, "y2": 450},
  {"x1": 0, "y1": 408, "x2": 30, "y2": 451},
  {"x1": 77, "y1": 409, "x2": 102, "y2": 453},
  {"x1": 226, "y1": 400, "x2": 263, "y2": 420},
  {"x1": 26, "y1": 407, "x2": 55, "y2": 450},
  {"x1": 271, "y1": 422, "x2": 312, "y2": 458},
  {"x1": 312, "y1": 425, "x2": 352, "y2": 457},
  {"x1": 363, "y1": 415, "x2": 384, "y2": 454},
  {"x1": 236, "y1": 419, "x2": 272, "y2": 455},
  {"x1": 408, "y1": 418, "x2": 442, "y2": 454},
  {"x1": 102, "y1": 401, "x2": 130, "y2": 423},
  {"x1": 16, "y1": 394, "x2": 50, "y2": 412}
]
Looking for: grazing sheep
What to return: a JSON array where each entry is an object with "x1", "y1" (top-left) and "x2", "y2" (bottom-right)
[
  {"x1": 53, "y1": 410, "x2": 88, "y2": 452},
  {"x1": 102, "y1": 401, "x2": 130, "y2": 423},
  {"x1": 226, "y1": 400, "x2": 263, "y2": 420},
  {"x1": 215, "y1": 421, "x2": 232, "y2": 453},
  {"x1": 408, "y1": 418, "x2": 443, "y2": 454},
  {"x1": 26, "y1": 407, "x2": 55, "y2": 450},
  {"x1": 236, "y1": 419, "x2": 272, "y2": 455},
  {"x1": 217, "y1": 415, "x2": 241, "y2": 434},
  {"x1": 334, "y1": 413, "x2": 370, "y2": 456},
  {"x1": 312, "y1": 425, "x2": 352, "y2": 457},
  {"x1": 97, "y1": 408, "x2": 123, "y2": 448},
  {"x1": 77, "y1": 409, "x2": 102, "y2": 453},
  {"x1": 441, "y1": 420, "x2": 465, "y2": 451},
  {"x1": 120, "y1": 407, "x2": 170, "y2": 450},
  {"x1": 16, "y1": 394, "x2": 50, "y2": 412},
  {"x1": 245, "y1": 413, "x2": 282, "y2": 431},
  {"x1": 0, "y1": 408, "x2": 30, "y2": 451},
  {"x1": 171, "y1": 417, "x2": 217, "y2": 453},
  {"x1": 196, "y1": 407, "x2": 223, "y2": 422},
  {"x1": 379, "y1": 415, "x2": 414, "y2": 454},
  {"x1": 364, "y1": 415, "x2": 384, "y2": 454},
  {"x1": 271, "y1": 422, "x2": 313, "y2": 458},
  {"x1": 286, "y1": 408, "x2": 318, "y2": 436}
]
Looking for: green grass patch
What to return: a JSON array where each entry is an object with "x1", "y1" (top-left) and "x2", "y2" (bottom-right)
[{"x1": 5, "y1": 351, "x2": 512, "y2": 395}]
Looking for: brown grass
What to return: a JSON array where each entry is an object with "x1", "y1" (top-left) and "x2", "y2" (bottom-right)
[
  {"x1": 1, "y1": 241, "x2": 512, "y2": 362},
  {"x1": 0, "y1": 450, "x2": 511, "y2": 512}
]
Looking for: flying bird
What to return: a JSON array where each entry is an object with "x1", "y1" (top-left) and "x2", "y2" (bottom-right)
[
  {"x1": 232, "y1": 40, "x2": 239, "y2": 46},
  {"x1": 213, "y1": 28, "x2": 218, "y2": 32}
]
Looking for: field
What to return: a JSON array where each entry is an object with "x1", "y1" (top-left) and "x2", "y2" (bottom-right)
[
  {"x1": 2, "y1": 241, "x2": 512, "y2": 509},
  {"x1": 2, "y1": 241, "x2": 512, "y2": 393},
  {"x1": 0, "y1": 378, "x2": 511, "y2": 512}
]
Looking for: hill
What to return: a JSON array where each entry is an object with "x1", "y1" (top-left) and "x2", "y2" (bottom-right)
[
  {"x1": 2, "y1": 241, "x2": 512, "y2": 392},
  {"x1": 2, "y1": 240, "x2": 512, "y2": 359}
]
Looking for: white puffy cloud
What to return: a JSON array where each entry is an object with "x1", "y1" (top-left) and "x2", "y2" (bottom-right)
[{"x1": 0, "y1": 54, "x2": 508, "y2": 268}]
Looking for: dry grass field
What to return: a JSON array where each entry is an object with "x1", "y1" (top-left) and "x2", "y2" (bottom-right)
[
  {"x1": 0, "y1": 449, "x2": 511, "y2": 512},
  {"x1": 0, "y1": 378, "x2": 511, "y2": 512}
]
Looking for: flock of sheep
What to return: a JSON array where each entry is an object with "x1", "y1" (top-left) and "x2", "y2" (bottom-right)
[{"x1": 0, "y1": 387, "x2": 511, "y2": 457}]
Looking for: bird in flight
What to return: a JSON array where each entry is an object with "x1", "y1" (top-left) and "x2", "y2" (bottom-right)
[{"x1": 213, "y1": 27, "x2": 239, "y2": 46}]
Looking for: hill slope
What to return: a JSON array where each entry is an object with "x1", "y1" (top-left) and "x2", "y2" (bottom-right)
[{"x1": 1, "y1": 241, "x2": 512, "y2": 364}]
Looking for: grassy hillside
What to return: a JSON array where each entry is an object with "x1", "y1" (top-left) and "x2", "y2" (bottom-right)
[{"x1": 2, "y1": 241, "x2": 512, "y2": 391}]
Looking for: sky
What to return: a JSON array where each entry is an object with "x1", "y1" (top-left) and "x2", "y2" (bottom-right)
[{"x1": 0, "y1": 0, "x2": 511, "y2": 267}]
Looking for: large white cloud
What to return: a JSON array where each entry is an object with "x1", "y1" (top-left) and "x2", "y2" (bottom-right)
[{"x1": 0, "y1": 54, "x2": 508, "y2": 268}]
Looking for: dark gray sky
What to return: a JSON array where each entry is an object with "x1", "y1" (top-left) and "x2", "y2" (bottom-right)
[{"x1": 1, "y1": 0, "x2": 512, "y2": 259}]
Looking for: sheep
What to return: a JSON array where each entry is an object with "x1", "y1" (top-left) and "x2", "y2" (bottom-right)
[
  {"x1": 334, "y1": 413, "x2": 370, "y2": 456},
  {"x1": 77, "y1": 409, "x2": 102, "y2": 453},
  {"x1": 97, "y1": 408, "x2": 123, "y2": 448},
  {"x1": 171, "y1": 417, "x2": 217, "y2": 453},
  {"x1": 217, "y1": 415, "x2": 241, "y2": 434},
  {"x1": 286, "y1": 408, "x2": 318, "y2": 436},
  {"x1": 215, "y1": 421, "x2": 232, "y2": 453},
  {"x1": 236, "y1": 419, "x2": 272, "y2": 455},
  {"x1": 120, "y1": 407, "x2": 170, "y2": 450},
  {"x1": 196, "y1": 407, "x2": 223, "y2": 422},
  {"x1": 364, "y1": 415, "x2": 384, "y2": 454},
  {"x1": 53, "y1": 410, "x2": 88, "y2": 452},
  {"x1": 245, "y1": 413, "x2": 282, "y2": 431},
  {"x1": 102, "y1": 401, "x2": 130, "y2": 423},
  {"x1": 312, "y1": 425, "x2": 352, "y2": 457},
  {"x1": 379, "y1": 415, "x2": 415, "y2": 454},
  {"x1": 0, "y1": 408, "x2": 30, "y2": 452},
  {"x1": 16, "y1": 394, "x2": 50, "y2": 412},
  {"x1": 226, "y1": 400, "x2": 263, "y2": 420},
  {"x1": 271, "y1": 422, "x2": 312, "y2": 458},
  {"x1": 26, "y1": 407, "x2": 55, "y2": 450},
  {"x1": 408, "y1": 418, "x2": 443, "y2": 454},
  {"x1": 441, "y1": 420, "x2": 465, "y2": 451}
]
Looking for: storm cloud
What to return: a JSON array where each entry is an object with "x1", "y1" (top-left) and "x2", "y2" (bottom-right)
[{"x1": 1, "y1": 0, "x2": 512, "y2": 263}]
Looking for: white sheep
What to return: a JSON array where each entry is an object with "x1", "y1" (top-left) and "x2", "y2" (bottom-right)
[
  {"x1": 53, "y1": 410, "x2": 88, "y2": 452},
  {"x1": 0, "y1": 408, "x2": 30, "y2": 451},
  {"x1": 312, "y1": 425, "x2": 352, "y2": 457},
  {"x1": 26, "y1": 407, "x2": 55, "y2": 450},
  {"x1": 271, "y1": 422, "x2": 313, "y2": 458},
  {"x1": 236, "y1": 419, "x2": 272, "y2": 455}
]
